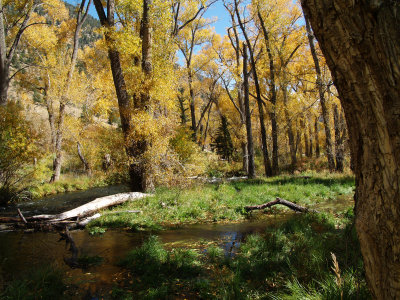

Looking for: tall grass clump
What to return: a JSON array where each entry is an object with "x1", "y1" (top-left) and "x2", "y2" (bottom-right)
[
  {"x1": 227, "y1": 213, "x2": 370, "y2": 299},
  {"x1": 0, "y1": 265, "x2": 66, "y2": 300}
]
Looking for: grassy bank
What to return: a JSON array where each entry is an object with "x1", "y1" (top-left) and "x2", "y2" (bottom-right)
[
  {"x1": 87, "y1": 172, "x2": 355, "y2": 231},
  {"x1": 113, "y1": 212, "x2": 370, "y2": 299},
  {"x1": 27, "y1": 174, "x2": 114, "y2": 200}
]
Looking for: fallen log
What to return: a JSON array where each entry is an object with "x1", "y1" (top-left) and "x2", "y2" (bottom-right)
[
  {"x1": 31, "y1": 192, "x2": 149, "y2": 222},
  {"x1": 244, "y1": 197, "x2": 318, "y2": 213},
  {"x1": 0, "y1": 192, "x2": 151, "y2": 230}
]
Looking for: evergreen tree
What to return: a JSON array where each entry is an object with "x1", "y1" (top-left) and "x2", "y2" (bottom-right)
[{"x1": 212, "y1": 115, "x2": 234, "y2": 162}]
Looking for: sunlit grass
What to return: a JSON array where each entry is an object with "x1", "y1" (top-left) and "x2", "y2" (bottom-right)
[
  {"x1": 88, "y1": 173, "x2": 355, "y2": 230},
  {"x1": 114, "y1": 212, "x2": 369, "y2": 299}
]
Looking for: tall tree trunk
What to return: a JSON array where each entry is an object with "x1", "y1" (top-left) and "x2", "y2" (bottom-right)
[
  {"x1": 283, "y1": 83, "x2": 297, "y2": 172},
  {"x1": 302, "y1": 1, "x2": 400, "y2": 298},
  {"x1": 308, "y1": 117, "x2": 313, "y2": 157},
  {"x1": 50, "y1": 0, "x2": 92, "y2": 183},
  {"x1": 314, "y1": 116, "x2": 320, "y2": 157},
  {"x1": 258, "y1": 11, "x2": 278, "y2": 175},
  {"x1": 235, "y1": 0, "x2": 272, "y2": 177},
  {"x1": 333, "y1": 104, "x2": 346, "y2": 172},
  {"x1": 0, "y1": 0, "x2": 8, "y2": 105},
  {"x1": 94, "y1": 0, "x2": 136, "y2": 189},
  {"x1": 77, "y1": 142, "x2": 91, "y2": 175},
  {"x1": 243, "y1": 44, "x2": 255, "y2": 179},
  {"x1": 302, "y1": 119, "x2": 310, "y2": 157},
  {"x1": 305, "y1": 17, "x2": 335, "y2": 171},
  {"x1": 188, "y1": 70, "x2": 197, "y2": 140}
]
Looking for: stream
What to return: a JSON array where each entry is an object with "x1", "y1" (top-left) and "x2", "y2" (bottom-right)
[
  {"x1": 0, "y1": 186, "x2": 289, "y2": 298},
  {"x1": 0, "y1": 185, "x2": 353, "y2": 298}
]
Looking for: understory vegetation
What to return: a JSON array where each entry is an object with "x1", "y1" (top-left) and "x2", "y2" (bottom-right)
[
  {"x1": 87, "y1": 173, "x2": 354, "y2": 231},
  {"x1": 110, "y1": 212, "x2": 370, "y2": 299},
  {"x1": 1, "y1": 211, "x2": 370, "y2": 299}
]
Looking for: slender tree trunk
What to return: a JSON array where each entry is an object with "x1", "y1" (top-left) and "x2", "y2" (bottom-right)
[
  {"x1": 243, "y1": 44, "x2": 255, "y2": 179},
  {"x1": 302, "y1": 1, "x2": 400, "y2": 298},
  {"x1": 314, "y1": 116, "x2": 320, "y2": 157},
  {"x1": 0, "y1": 0, "x2": 7, "y2": 105},
  {"x1": 50, "y1": 0, "x2": 91, "y2": 183},
  {"x1": 308, "y1": 118, "x2": 313, "y2": 157},
  {"x1": 188, "y1": 70, "x2": 197, "y2": 139},
  {"x1": 283, "y1": 83, "x2": 297, "y2": 172},
  {"x1": 235, "y1": 1, "x2": 272, "y2": 177},
  {"x1": 0, "y1": 67, "x2": 8, "y2": 106},
  {"x1": 303, "y1": 119, "x2": 310, "y2": 157},
  {"x1": 333, "y1": 104, "x2": 346, "y2": 172},
  {"x1": 77, "y1": 142, "x2": 91, "y2": 175},
  {"x1": 305, "y1": 17, "x2": 335, "y2": 171},
  {"x1": 50, "y1": 103, "x2": 65, "y2": 182}
]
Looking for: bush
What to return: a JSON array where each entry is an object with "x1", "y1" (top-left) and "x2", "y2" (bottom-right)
[{"x1": 0, "y1": 103, "x2": 43, "y2": 205}]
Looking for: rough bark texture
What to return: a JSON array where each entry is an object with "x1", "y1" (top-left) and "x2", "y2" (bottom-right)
[
  {"x1": 242, "y1": 44, "x2": 255, "y2": 179},
  {"x1": 333, "y1": 104, "x2": 346, "y2": 172},
  {"x1": 258, "y1": 11, "x2": 279, "y2": 175},
  {"x1": 314, "y1": 116, "x2": 320, "y2": 157},
  {"x1": 305, "y1": 18, "x2": 335, "y2": 171},
  {"x1": 94, "y1": 0, "x2": 150, "y2": 191},
  {"x1": 302, "y1": 1, "x2": 400, "y2": 298}
]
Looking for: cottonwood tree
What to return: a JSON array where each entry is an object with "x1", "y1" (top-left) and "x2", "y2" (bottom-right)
[
  {"x1": 50, "y1": 0, "x2": 92, "y2": 182},
  {"x1": 302, "y1": 1, "x2": 400, "y2": 298},
  {"x1": 175, "y1": 0, "x2": 216, "y2": 140},
  {"x1": 234, "y1": 0, "x2": 273, "y2": 177},
  {"x1": 0, "y1": 0, "x2": 43, "y2": 105}
]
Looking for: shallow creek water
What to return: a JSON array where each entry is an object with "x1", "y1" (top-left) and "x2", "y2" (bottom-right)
[{"x1": 0, "y1": 185, "x2": 353, "y2": 298}]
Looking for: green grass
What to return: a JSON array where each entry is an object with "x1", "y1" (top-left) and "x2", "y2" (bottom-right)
[
  {"x1": 0, "y1": 266, "x2": 66, "y2": 300},
  {"x1": 88, "y1": 173, "x2": 355, "y2": 231},
  {"x1": 114, "y1": 212, "x2": 370, "y2": 299},
  {"x1": 28, "y1": 174, "x2": 108, "y2": 199}
]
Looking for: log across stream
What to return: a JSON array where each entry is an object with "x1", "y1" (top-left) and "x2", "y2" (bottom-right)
[{"x1": 0, "y1": 192, "x2": 150, "y2": 231}]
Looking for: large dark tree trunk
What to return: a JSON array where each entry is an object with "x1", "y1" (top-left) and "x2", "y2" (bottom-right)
[
  {"x1": 302, "y1": 1, "x2": 400, "y2": 298},
  {"x1": 314, "y1": 116, "x2": 320, "y2": 157},
  {"x1": 243, "y1": 43, "x2": 255, "y2": 179},
  {"x1": 258, "y1": 11, "x2": 279, "y2": 175},
  {"x1": 305, "y1": 18, "x2": 335, "y2": 171}
]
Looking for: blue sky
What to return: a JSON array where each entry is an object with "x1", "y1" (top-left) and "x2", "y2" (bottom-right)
[{"x1": 65, "y1": 0, "x2": 230, "y2": 37}]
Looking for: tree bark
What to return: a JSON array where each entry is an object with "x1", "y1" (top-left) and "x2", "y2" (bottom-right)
[
  {"x1": 302, "y1": 1, "x2": 400, "y2": 298},
  {"x1": 77, "y1": 142, "x2": 91, "y2": 175},
  {"x1": 226, "y1": 7, "x2": 248, "y2": 173},
  {"x1": 333, "y1": 104, "x2": 346, "y2": 172},
  {"x1": 314, "y1": 116, "x2": 320, "y2": 157},
  {"x1": 242, "y1": 43, "x2": 255, "y2": 179},
  {"x1": 0, "y1": 0, "x2": 38, "y2": 105},
  {"x1": 305, "y1": 17, "x2": 335, "y2": 171},
  {"x1": 94, "y1": 0, "x2": 149, "y2": 191},
  {"x1": 258, "y1": 11, "x2": 279, "y2": 175}
]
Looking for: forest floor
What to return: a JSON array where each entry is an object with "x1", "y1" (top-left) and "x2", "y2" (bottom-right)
[{"x1": 87, "y1": 172, "x2": 355, "y2": 232}]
